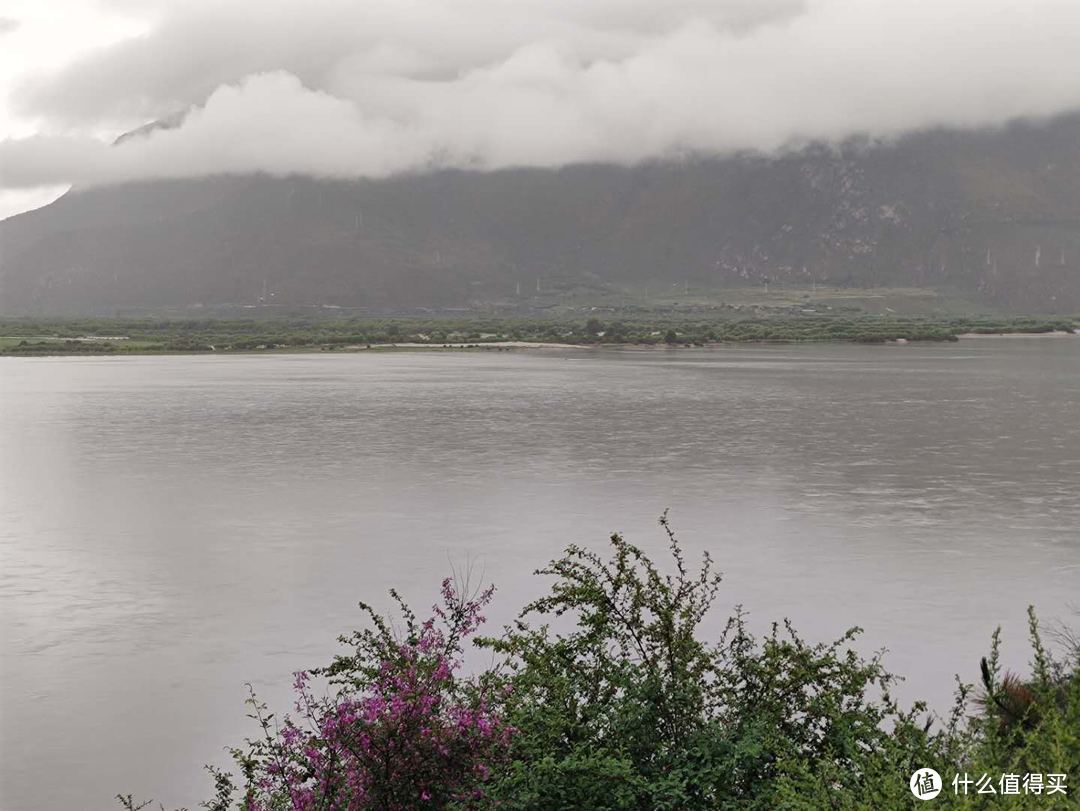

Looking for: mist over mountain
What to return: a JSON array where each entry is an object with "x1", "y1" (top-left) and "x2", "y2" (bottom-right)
[{"x1": 4, "y1": 113, "x2": 1080, "y2": 315}]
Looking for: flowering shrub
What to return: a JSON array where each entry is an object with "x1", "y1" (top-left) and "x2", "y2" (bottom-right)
[
  {"x1": 230, "y1": 579, "x2": 512, "y2": 811},
  {"x1": 121, "y1": 517, "x2": 1079, "y2": 810}
]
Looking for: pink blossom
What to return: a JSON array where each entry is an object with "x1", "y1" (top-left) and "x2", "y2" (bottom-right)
[{"x1": 238, "y1": 579, "x2": 511, "y2": 810}]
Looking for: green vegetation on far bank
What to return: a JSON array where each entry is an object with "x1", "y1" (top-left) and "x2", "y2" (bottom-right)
[{"x1": 0, "y1": 311, "x2": 1076, "y2": 356}]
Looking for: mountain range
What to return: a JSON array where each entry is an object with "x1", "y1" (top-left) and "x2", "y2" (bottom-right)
[{"x1": 5, "y1": 113, "x2": 1080, "y2": 314}]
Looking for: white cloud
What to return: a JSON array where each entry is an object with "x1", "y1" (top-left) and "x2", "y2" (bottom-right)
[
  {"x1": 4, "y1": 0, "x2": 1080, "y2": 191},
  {"x1": 0, "y1": 187, "x2": 66, "y2": 221}
]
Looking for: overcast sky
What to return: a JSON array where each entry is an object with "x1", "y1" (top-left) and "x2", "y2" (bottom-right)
[{"x1": 4, "y1": 0, "x2": 1080, "y2": 219}]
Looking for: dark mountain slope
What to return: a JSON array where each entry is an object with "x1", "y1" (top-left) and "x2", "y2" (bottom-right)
[{"x1": 4, "y1": 114, "x2": 1080, "y2": 314}]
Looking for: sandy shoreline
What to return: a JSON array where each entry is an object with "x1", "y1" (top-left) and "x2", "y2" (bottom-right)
[
  {"x1": 374, "y1": 341, "x2": 585, "y2": 349},
  {"x1": 956, "y1": 330, "x2": 1078, "y2": 339},
  {"x1": 379, "y1": 332, "x2": 1080, "y2": 350}
]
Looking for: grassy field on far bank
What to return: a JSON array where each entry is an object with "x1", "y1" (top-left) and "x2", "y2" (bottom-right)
[{"x1": 0, "y1": 309, "x2": 1076, "y2": 356}]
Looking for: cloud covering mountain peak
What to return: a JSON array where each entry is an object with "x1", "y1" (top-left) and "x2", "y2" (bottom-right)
[{"x1": 5, "y1": 0, "x2": 1080, "y2": 190}]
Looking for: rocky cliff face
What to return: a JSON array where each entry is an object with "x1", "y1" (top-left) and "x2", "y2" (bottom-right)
[{"x1": 4, "y1": 114, "x2": 1080, "y2": 314}]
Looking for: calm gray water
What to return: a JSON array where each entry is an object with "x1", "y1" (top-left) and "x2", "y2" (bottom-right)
[{"x1": 2, "y1": 340, "x2": 1079, "y2": 810}]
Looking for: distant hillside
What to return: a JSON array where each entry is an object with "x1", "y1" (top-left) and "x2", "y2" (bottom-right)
[{"x1": 5, "y1": 114, "x2": 1080, "y2": 314}]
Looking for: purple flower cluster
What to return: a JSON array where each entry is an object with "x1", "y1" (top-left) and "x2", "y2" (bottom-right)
[{"x1": 242, "y1": 580, "x2": 511, "y2": 810}]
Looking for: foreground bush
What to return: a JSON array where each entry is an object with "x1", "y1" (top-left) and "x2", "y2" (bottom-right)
[
  {"x1": 124, "y1": 580, "x2": 513, "y2": 811},
  {"x1": 477, "y1": 515, "x2": 935, "y2": 809},
  {"x1": 122, "y1": 517, "x2": 1079, "y2": 810}
]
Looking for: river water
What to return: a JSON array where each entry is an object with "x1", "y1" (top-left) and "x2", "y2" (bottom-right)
[{"x1": 2, "y1": 339, "x2": 1078, "y2": 810}]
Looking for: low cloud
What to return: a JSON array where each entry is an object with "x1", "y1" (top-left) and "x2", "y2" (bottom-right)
[{"x1": 5, "y1": 0, "x2": 1080, "y2": 190}]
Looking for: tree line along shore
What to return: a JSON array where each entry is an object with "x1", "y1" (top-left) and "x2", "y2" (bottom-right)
[{"x1": 1, "y1": 313, "x2": 1076, "y2": 355}]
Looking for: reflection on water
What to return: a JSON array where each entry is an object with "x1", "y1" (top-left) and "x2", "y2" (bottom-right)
[{"x1": 2, "y1": 340, "x2": 1079, "y2": 810}]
